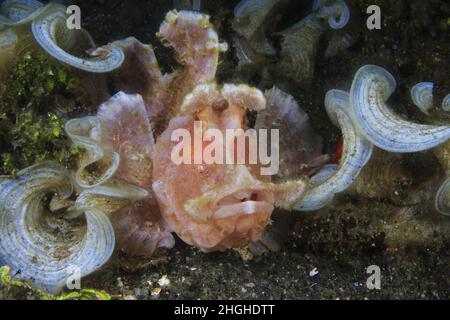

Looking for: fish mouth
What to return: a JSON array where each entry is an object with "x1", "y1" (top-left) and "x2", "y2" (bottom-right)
[{"x1": 213, "y1": 190, "x2": 274, "y2": 219}]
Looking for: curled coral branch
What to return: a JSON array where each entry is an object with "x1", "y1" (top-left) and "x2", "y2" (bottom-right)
[
  {"x1": 294, "y1": 90, "x2": 373, "y2": 211},
  {"x1": 349, "y1": 65, "x2": 450, "y2": 153},
  {"x1": 0, "y1": 162, "x2": 115, "y2": 293},
  {"x1": 31, "y1": 3, "x2": 124, "y2": 73}
]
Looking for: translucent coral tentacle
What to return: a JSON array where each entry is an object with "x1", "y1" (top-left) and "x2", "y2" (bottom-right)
[
  {"x1": 68, "y1": 182, "x2": 150, "y2": 220},
  {"x1": 435, "y1": 178, "x2": 449, "y2": 216},
  {"x1": 233, "y1": 0, "x2": 279, "y2": 35},
  {"x1": 411, "y1": 82, "x2": 434, "y2": 115},
  {"x1": 0, "y1": 163, "x2": 115, "y2": 293},
  {"x1": 314, "y1": 0, "x2": 350, "y2": 30},
  {"x1": 0, "y1": 0, "x2": 49, "y2": 26},
  {"x1": 442, "y1": 94, "x2": 450, "y2": 112},
  {"x1": 294, "y1": 90, "x2": 374, "y2": 211},
  {"x1": 31, "y1": 3, "x2": 124, "y2": 73},
  {"x1": 65, "y1": 116, "x2": 120, "y2": 189},
  {"x1": 66, "y1": 92, "x2": 155, "y2": 189},
  {"x1": 349, "y1": 65, "x2": 450, "y2": 153},
  {"x1": 0, "y1": 29, "x2": 19, "y2": 76}
]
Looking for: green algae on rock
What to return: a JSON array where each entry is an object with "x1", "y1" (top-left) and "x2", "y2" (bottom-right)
[
  {"x1": 0, "y1": 265, "x2": 112, "y2": 300},
  {"x1": 0, "y1": 52, "x2": 81, "y2": 176}
]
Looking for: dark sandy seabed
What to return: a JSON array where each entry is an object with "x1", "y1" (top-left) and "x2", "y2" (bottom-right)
[{"x1": 1, "y1": 0, "x2": 449, "y2": 299}]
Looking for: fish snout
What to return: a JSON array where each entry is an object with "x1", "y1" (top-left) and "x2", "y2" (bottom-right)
[{"x1": 213, "y1": 190, "x2": 275, "y2": 219}]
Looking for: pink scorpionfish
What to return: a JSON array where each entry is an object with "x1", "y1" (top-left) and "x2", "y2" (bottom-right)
[{"x1": 76, "y1": 10, "x2": 326, "y2": 262}]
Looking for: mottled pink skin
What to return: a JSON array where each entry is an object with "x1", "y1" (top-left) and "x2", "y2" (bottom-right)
[
  {"x1": 93, "y1": 91, "x2": 174, "y2": 260},
  {"x1": 92, "y1": 10, "x2": 228, "y2": 258},
  {"x1": 151, "y1": 84, "x2": 306, "y2": 251},
  {"x1": 109, "y1": 37, "x2": 169, "y2": 121},
  {"x1": 97, "y1": 92, "x2": 154, "y2": 188},
  {"x1": 112, "y1": 200, "x2": 174, "y2": 259},
  {"x1": 98, "y1": 10, "x2": 221, "y2": 189},
  {"x1": 109, "y1": 11, "x2": 221, "y2": 134},
  {"x1": 157, "y1": 11, "x2": 219, "y2": 84},
  {"x1": 88, "y1": 11, "x2": 308, "y2": 258},
  {"x1": 152, "y1": 114, "x2": 275, "y2": 252}
]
